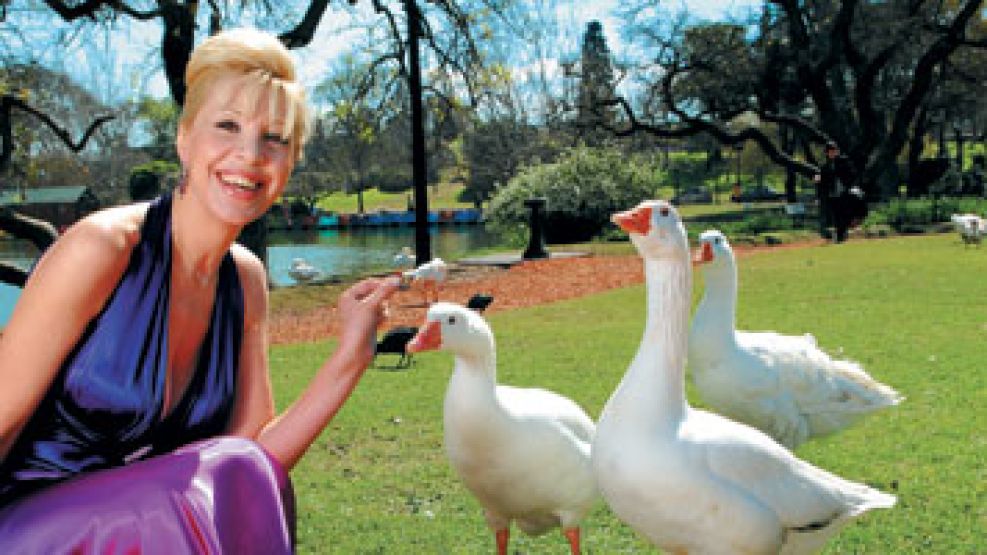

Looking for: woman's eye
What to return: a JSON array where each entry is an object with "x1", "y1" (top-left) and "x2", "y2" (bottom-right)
[
  {"x1": 264, "y1": 133, "x2": 290, "y2": 146},
  {"x1": 216, "y1": 120, "x2": 239, "y2": 132}
]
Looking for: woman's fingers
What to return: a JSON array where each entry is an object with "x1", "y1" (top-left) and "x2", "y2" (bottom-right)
[{"x1": 365, "y1": 276, "x2": 400, "y2": 306}]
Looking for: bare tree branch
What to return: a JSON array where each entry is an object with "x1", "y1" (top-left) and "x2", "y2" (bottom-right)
[
  {"x1": 0, "y1": 95, "x2": 114, "y2": 173},
  {"x1": 278, "y1": 0, "x2": 332, "y2": 48},
  {"x1": 43, "y1": 0, "x2": 159, "y2": 21}
]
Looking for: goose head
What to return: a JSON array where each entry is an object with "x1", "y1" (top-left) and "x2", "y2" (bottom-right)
[
  {"x1": 406, "y1": 301, "x2": 494, "y2": 362},
  {"x1": 611, "y1": 200, "x2": 690, "y2": 262},
  {"x1": 694, "y1": 229, "x2": 735, "y2": 269}
]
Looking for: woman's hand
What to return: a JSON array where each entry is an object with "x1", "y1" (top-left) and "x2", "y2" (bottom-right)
[{"x1": 334, "y1": 276, "x2": 401, "y2": 370}]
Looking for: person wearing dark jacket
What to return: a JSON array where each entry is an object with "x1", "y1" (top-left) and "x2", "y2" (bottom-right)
[{"x1": 814, "y1": 142, "x2": 857, "y2": 243}]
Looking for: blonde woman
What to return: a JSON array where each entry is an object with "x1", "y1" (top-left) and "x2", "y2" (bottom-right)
[{"x1": 0, "y1": 28, "x2": 397, "y2": 553}]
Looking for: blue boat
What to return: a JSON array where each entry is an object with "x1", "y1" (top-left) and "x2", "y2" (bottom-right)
[{"x1": 318, "y1": 214, "x2": 339, "y2": 228}]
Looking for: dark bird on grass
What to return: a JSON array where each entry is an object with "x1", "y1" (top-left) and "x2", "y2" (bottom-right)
[{"x1": 375, "y1": 326, "x2": 418, "y2": 369}]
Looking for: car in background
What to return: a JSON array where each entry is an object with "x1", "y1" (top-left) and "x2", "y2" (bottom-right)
[
  {"x1": 671, "y1": 186, "x2": 713, "y2": 205},
  {"x1": 730, "y1": 184, "x2": 785, "y2": 203}
]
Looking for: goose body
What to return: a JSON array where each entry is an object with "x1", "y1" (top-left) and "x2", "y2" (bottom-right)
[
  {"x1": 950, "y1": 213, "x2": 986, "y2": 245},
  {"x1": 407, "y1": 303, "x2": 597, "y2": 554},
  {"x1": 288, "y1": 257, "x2": 320, "y2": 283},
  {"x1": 402, "y1": 258, "x2": 448, "y2": 304},
  {"x1": 592, "y1": 201, "x2": 895, "y2": 554},
  {"x1": 690, "y1": 230, "x2": 902, "y2": 448},
  {"x1": 393, "y1": 246, "x2": 416, "y2": 269}
]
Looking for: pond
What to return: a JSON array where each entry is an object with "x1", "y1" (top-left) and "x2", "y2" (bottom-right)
[
  {"x1": 267, "y1": 224, "x2": 503, "y2": 287},
  {"x1": 0, "y1": 222, "x2": 504, "y2": 302}
]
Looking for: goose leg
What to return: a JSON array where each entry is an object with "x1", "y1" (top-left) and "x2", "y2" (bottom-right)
[
  {"x1": 563, "y1": 527, "x2": 581, "y2": 554},
  {"x1": 495, "y1": 528, "x2": 509, "y2": 555}
]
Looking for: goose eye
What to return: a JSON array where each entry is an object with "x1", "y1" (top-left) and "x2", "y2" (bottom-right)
[
  {"x1": 659, "y1": 206, "x2": 670, "y2": 217},
  {"x1": 714, "y1": 237, "x2": 721, "y2": 244},
  {"x1": 447, "y1": 316, "x2": 457, "y2": 325}
]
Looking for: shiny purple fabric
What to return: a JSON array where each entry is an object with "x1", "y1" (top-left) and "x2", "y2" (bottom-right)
[
  {"x1": 0, "y1": 436, "x2": 295, "y2": 554},
  {"x1": 0, "y1": 194, "x2": 296, "y2": 551},
  {"x1": 0, "y1": 193, "x2": 242, "y2": 504}
]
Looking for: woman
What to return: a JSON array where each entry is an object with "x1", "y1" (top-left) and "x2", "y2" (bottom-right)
[{"x1": 0, "y1": 28, "x2": 397, "y2": 552}]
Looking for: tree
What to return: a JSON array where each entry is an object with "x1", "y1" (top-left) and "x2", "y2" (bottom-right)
[
  {"x1": 303, "y1": 0, "x2": 512, "y2": 261},
  {"x1": 613, "y1": 0, "x2": 987, "y2": 201},
  {"x1": 576, "y1": 20, "x2": 617, "y2": 145},
  {"x1": 134, "y1": 96, "x2": 179, "y2": 162},
  {"x1": 0, "y1": 91, "x2": 111, "y2": 284}
]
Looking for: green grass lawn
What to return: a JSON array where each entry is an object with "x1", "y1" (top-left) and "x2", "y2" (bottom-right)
[
  {"x1": 314, "y1": 183, "x2": 474, "y2": 214},
  {"x1": 271, "y1": 233, "x2": 985, "y2": 553}
]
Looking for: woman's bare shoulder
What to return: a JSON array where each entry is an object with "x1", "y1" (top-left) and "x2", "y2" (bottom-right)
[
  {"x1": 65, "y1": 202, "x2": 150, "y2": 252},
  {"x1": 28, "y1": 202, "x2": 151, "y2": 295}
]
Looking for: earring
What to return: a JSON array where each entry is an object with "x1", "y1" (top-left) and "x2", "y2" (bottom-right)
[{"x1": 177, "y1": 168, "x2": 188, "y2": 196}]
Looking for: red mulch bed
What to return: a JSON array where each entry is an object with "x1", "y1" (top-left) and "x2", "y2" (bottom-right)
[{"x1": 268, "y1": 239, "x2": 825, "y2": 345}]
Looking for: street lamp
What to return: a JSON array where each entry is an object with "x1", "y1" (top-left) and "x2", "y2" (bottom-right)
[{"x1": 404, "y1": 0, "x2": 431, "y2": 264}]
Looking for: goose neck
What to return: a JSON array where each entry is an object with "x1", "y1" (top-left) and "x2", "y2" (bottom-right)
[
  {"x1": 604, "y1": 256, "x2": 691, "y2": 429},
  {"x1": 695, "y1": 261, "x2": 738, "y2": 339},
  {"x1": 447, "y1": 350, "x2": 498, "y2": 399}
]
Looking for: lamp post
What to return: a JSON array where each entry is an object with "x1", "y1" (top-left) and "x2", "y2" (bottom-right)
[{"x1": 405, "y1": 0, "x2": 431, "y2": 264}]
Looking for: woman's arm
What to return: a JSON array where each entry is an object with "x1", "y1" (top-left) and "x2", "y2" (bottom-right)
[
  {"x1": 0, "y1": 207, "x2": 141, "y2": 462},
  {"x1": 227, "y1": 249, "x2": 399, "y2": 470}
]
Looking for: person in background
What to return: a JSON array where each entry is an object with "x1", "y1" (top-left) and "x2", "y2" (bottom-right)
[
  {"x1": 0, "y1": 28, "x2": 397, "y2": 553},
  {"x1": 814, "y1": 141, "x2": 857, "y2": 243}
]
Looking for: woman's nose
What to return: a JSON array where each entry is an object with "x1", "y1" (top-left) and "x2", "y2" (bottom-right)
[{"x1": 237, "y1": 135, "x2": 265, "y2": 163}]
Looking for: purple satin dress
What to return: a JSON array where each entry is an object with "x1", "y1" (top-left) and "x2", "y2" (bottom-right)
[{"x1": 0, "y1": 194, "x2": 294, "y2": 553}]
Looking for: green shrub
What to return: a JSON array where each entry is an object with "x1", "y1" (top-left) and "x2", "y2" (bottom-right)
[
  {"x1": 865, "y1": 196, "x2": 987, "y2": 231},
  {"x1": 486, "y1": 146, "x2": 659, "y2": 243},
  {"x1": 129, "y1": 160, "x2": 179, "y2": 201}
]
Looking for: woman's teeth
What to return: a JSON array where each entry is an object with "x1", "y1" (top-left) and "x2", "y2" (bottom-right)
[{"x1": 222, "y1": 175, "x2": 260, "y2": 191}]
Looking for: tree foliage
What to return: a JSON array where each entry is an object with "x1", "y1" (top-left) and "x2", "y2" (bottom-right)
[
  {"x1": 614, "y1": 0, "x2": 987, "y2": 199},
  {"x1": 576, "y1": 20, "x2": 617, "y2": 145}
]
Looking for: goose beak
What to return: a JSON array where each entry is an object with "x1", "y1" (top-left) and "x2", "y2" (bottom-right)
[
  {"x1": 692, "y1": 242, "x2": 714, "y2": 265},
  {"x1": 406, "y1": 319, "x2": 442, "y2": 353},
  {"x1": 611, "y1": 206, "x2": 652, "y2": 235}
]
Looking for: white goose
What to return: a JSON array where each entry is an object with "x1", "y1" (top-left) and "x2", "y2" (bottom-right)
[
  {"x1": 402, "y1": 257, "x2": 449, "y2": 305},
  {"x1": 690, "y1": 229, "x2": 903, "y2": 449},
  {"x1": 592, "y1": 200, "x2": 896, "y2": 554},
  {"x1": 407, "y1": 302, "x2": 597, "y2": 555},
  {"x1": 949, "y1": 213, "x2": 986, "y2": 246},
  {"x1": 288, "y1": 257, "x2": 320, "y2": 283}
]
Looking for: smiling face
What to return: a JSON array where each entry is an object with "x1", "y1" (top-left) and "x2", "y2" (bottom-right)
[
  {"x1": 611, "y1": 200, "x2": 689, "y2": 261},
  {"x1": 176, "y1": 72, "x2": 296, "y2": 226}
]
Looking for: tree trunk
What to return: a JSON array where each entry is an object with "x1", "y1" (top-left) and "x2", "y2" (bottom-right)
[
  {"x1": 907, "y1": 108, "x2": 929, "y2": 197},
  {"x1": 406, "y1": 0, "x2": 431, "y2": 264},
  {"x1": 160, "y1": 2, "x2": 197, "y2": 106},
  {"x1": 782, "y1": 126, "x2": 797, "y2": 203}
]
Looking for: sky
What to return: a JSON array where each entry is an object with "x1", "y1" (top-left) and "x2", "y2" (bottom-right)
[{"x1": 1, "y1": 0, "x2": 762, "y2": 105}]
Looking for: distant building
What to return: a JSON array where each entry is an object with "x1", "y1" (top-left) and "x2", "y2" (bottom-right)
[{"x1": 0, "y1": 186, "x2": 101, "y2": 231}]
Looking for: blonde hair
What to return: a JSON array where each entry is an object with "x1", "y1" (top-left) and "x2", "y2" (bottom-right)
[{"x1": 180, "y1": 28, "x2": 311, "y2": 161}]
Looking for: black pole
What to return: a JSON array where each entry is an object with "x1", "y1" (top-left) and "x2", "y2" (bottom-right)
[
  {"x1": 522, "y1": 198, "x2": 549, "y2": 259},
  {"x1": 405, "y1": 0, "x2": 431, "y2": 264}
]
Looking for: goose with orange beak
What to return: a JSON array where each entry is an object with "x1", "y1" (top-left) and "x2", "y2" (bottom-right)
[
  {"x1": 406, "y1": 302, "x2": 597, "y2": 555},
  {"x1": 593, "y1": 201, "x2": 895, "y2": 554},
  {"x1": 688, "y1": 229, "x2": 902, "y2": 449}
]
